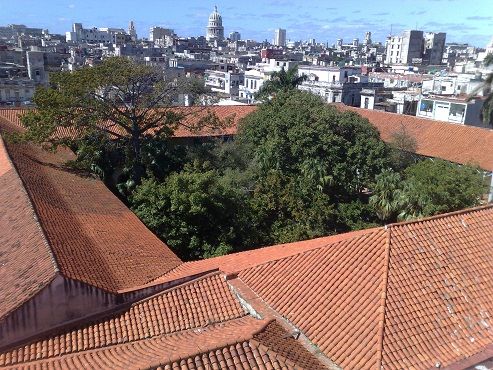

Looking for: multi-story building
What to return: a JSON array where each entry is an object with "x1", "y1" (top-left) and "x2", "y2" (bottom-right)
[
  {"x1": 423, "y1": 32, "x2": 446, "y2": 65},
  {"x1": 0, "y1": 78, "x2": 35, "y2": 104},
  {"x1": 205, "y1": 6, "x2": 224, "y2": 42},
  {"x1": 274, "y1": 29, "x2": 286, "y2": 47},
  {"x1": 385, "y1": 30, "x2": 424, "y2": 65},
  {"x1": 204, "y1": 69, "x2": 244, "y2": 98},
  {"x1": 297, "y1": 65, "x2": 380, "y2": 106},
  {"x1": 229, "y1": 31, "x2": 241, "y2": 42},
  {"x1": 149, "y1": 27, "x2": 175, "y2": 42},
  {"x1": 65, "y1": 23, "x2": 126, "y2": 44}
]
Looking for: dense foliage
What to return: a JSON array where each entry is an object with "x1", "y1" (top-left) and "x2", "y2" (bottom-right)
[
  {"x1": 370, "y1": 160, "x2": 485, "y2": 222},
  {"x1": 18, "y1": 66, "x2": 488, "y2": 261},
  {"x1": 17, "y1": 57, "x2": 212, "y2": 187}
]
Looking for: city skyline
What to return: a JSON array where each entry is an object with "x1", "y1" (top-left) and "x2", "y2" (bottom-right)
[{"x1": 0, "y1": 0, "x2": 492, "y2": 46}]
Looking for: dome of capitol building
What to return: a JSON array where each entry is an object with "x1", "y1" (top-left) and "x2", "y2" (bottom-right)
[{"x1": 206, "y1": 6, "x2": 224, "y2": 41}]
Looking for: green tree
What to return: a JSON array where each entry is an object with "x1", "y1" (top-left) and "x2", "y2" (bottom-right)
[
  {"x1": 369, "y1": 169, "x2": 403, "y2": 223},
  {"x1": 131, "y1": 162, "x2": 252, "y2": 260},
  {"x1": 255, "y1": 65, "x2": 307, "y2": 100},
  {"x1": 371, "y1": 159, "x2": 485, "y2": 222},
  {"x1": 398, "y1": 159, "x2": 486, "y2": 220},
  {"x1": 17, "y1": 57, "x2": 213, "y2": 186},
  {"x1": 235, "y1": 90, "x2": 389, "y2": 241}
]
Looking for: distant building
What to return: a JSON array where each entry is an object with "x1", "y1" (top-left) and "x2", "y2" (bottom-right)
[
  {"x1": 66, "y1": 23, "x2": 125, "y2": 44},
  {"x1": 416, "y1": 95, "x2": 486, "y2": 127},
  {"x1": 128, "y1": 21, "x2": 137, "y2": 42},
  {"x1": 274, "y1": 29, "x2": 286, "y2": 47},
  {"x1": 423, "y1": 32, "x2": 446, "y2": 65},
  {"x1": 364, "y1": 32, "x2": 372, "y2": 46},
  {"x1": 149, "y1": 27, "x2": 175, "y2": 42},
  {"x1": 385, "y1": 30, "x2": 424, "y2": 65},
  {"x1": 297, "y1": 65, "x2": 381, "y2": 106},
  {"x1": 26, "y1": 51, "x2": 47, "y2": 84},
  {"x1": 204, "y1": 69, "x2": 244, "y2": 98},
  {"x1": 229, "y1": 31, "x2": 241, "y2": 42},
  {"x1": 206, "y1": 6, "x2": 224, "y2": 42}
]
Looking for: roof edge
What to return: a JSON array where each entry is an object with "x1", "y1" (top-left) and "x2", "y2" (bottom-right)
[{"x1": 386, "y1": 204, "x2": 493, "y2": 229}]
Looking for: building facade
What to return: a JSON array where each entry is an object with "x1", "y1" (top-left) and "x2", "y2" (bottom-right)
[{"x1": 274, "y1": 29, "x2": 286, "y2": 47}]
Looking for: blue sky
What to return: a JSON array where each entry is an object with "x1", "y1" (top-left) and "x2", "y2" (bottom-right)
[{"x1": 1, "y1": 0, "x2": 492, "y2": 46}]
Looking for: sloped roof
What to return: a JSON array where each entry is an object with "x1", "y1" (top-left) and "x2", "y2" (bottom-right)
[
  {"x1": 3, "y1": 104, "x2": 493, "y2": 172},
  {"x1": 1, "y1": 274, "x2": 327, "y2": 370},
  {"x1": 337, "y1": 105, "x2": 493, "y2": 172},
  {"x1": 156, "y1": 205, "x2": 493, "y2": 369},
  {"x1": 0, "y1": 136, "x2": 57, "y2": 321},
  {"x1": 0, "y1": 117, "x2": 182, "y2": 296},
  {"x1": 0, "y1": 273, "x2": 247, "y2": 366}
]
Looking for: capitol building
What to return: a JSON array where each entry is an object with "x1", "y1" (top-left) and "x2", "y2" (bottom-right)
[{"x1": 206, "y1": 6, "x2": 224, "y2": 42}]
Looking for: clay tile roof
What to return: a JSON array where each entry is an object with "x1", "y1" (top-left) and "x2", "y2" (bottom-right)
[
  {"x1": 238, "y1": 228, "x2": 389, "y2": 369},
  {"x1": 337, "y1": 105, "x2": 493, "y2": 172},
  {"x1": 153, "y1": 227, "x2": 378, "y2": 284},
  {"x1": 381, "y1": 205, "x2": 493, "y2": 369},
  {"x1": 2, "y1": 316, "x2": 268, "y2": 370},
  {"x1": 0, "y1": 116, "x2": 182, "y2": 295},
  {"x1": 1, "y1": 316, "x2": 328, "y2": 370},
  {"x1": 0, "y1": 273, "x2": 247, "y2": 367},
  {"x1": 0, "y1": 135, "x2": 57, "y2": 320},
  {"x1": 4, "y1": 105, "x2": 493, "y2": 172}
]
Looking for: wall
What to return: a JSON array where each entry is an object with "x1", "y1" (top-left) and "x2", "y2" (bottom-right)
[{"x1": 0, "y1": 274, "x2": 194, "y2": 350}]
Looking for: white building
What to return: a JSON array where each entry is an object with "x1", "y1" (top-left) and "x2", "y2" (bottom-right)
[
  {"x1": 204, "y1": 70, "x2": 244, "y2": 98},
  {"x1": 385, "y1": 30, "x2": 424, "y2": 65},
  {"x1": 297, "y1": 65, "x2": 369, "y2": 105},
  {"x1": 206, "y1": 6, "x2": 224, "y2": 42},
  {"x1": 238, "y1": 60, "x2": 297, "y2": 103},
  {"x1": 149, "y1": 27, "x2": 175, "y2": 42},
  {"x1": 421, "y1": 73, "x2": 483, "y2": 96},
  {"x1": 66, "y1": 23, "x2": 126, "y2": 44},
  {"x1": 274, "y1": 29, "x2": 286, "y2": 47},
  {"x1": 416, "y1": 96, "x2": 485, "y2": 127}
]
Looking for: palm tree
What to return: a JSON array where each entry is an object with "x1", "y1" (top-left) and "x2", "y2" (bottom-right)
[
  {"x1": 468, "y1": 53, "x2": 493, "y2": 126},
  {"x1": 369, "y1": 169, "x2": 403, "y2": 223},
  {"x1": 255, "y1": 65, "x2": 307, "y2": 100}
]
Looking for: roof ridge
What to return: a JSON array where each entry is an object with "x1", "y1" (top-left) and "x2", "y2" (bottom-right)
[
  {"x1": 233, "y1": 229, "x2": 381, "y2": 274},
  {"x1": 386, "y1": 204, "x2": 493, "y2": 229},
  {"x1": 375, "y1": 225, "x2": 392, "y2": 369}
]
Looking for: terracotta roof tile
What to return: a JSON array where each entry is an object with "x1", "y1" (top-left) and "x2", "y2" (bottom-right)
[
  {"x1": 381, "y1": 206, "x2": 493, "y2": 369},
  {"x1": 0, "y1": 117, "x2": 182, "y2": 294},
  {"x1": 4, "y1": 105, "x2": 492, "y2": 172},
  {"x1": 337, "y1": 105, "x2": 493, "y2": 171},
  {"x1": 1, "y1": 317, "x2": 267, "y2": 370},
  {"x1": 154, "y1": 228, "x2": 379, "y2": 284},
  {"x1": 2, "y1": 317, "x2": 329, "y2": 370},
  {"x1": 0, "y1": 273, "x2": 247, "y2": 366},
  {"x1": 0, "y1": 135, "x2": 58, "y2": 320},
  {"x1": 238, "y1": 229, "x2": 388, "y2": 369}
]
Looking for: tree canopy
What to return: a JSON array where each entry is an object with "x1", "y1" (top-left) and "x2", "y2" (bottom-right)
[
  {"x1": 17, "y1": 57, "x2": 213, "y2": 186},
  {"x1": 370, "y1": 160, "x2": 486, "y2": 222}
]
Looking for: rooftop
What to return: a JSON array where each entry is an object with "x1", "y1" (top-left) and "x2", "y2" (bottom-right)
[{"x1": 2, "y1": 107, "x2": 493, "y2": 369}]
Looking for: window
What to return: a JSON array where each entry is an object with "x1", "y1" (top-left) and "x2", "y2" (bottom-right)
[
  {"x1": 364, "y1": 97, "x2": 369, "y2": 109},
  {"x1": 420, "y1": 99, "x2": 433, "y2": 113}
]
